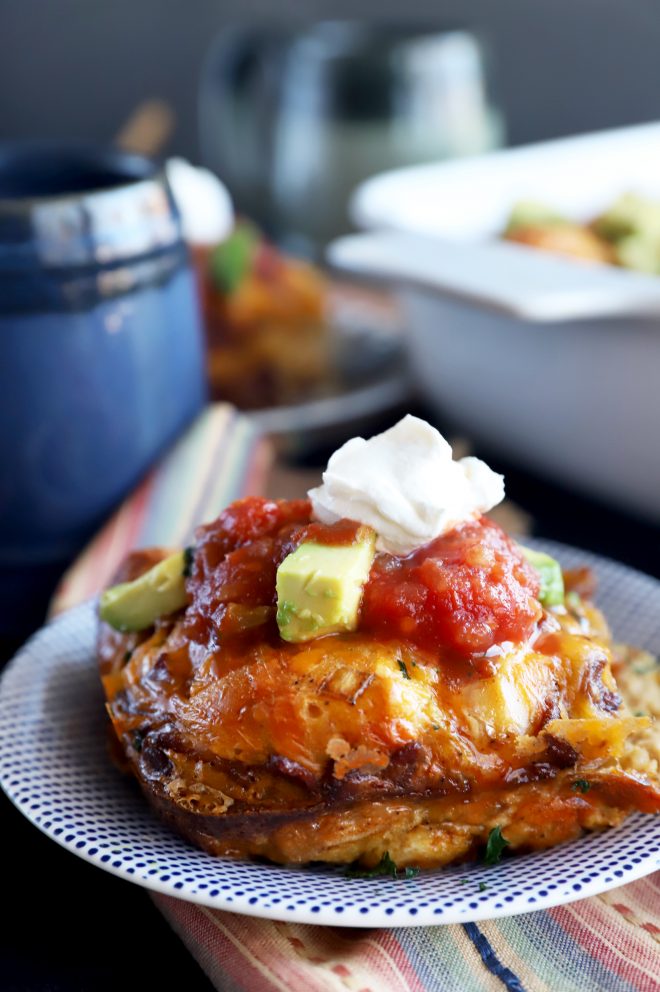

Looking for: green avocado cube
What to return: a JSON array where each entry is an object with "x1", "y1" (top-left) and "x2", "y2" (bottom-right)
[
  {"x1": 505, "y1": 200, "x2": 569, "y2": 234},
  {"x1": 593, "y1": 193, "x2": 660, "y2": 244},
  {"x1": 520, "y1": 547, "x2": 565, "y2": 608},
  {"x1": 99, "y1": 550, "x2": 189, "y2": 632},
  {"x1": 614, "y1": 233, "x2": 660, "y2": 274},
  {"x1": 276, "y1": 530, "x2": 376, "y2": 642}
]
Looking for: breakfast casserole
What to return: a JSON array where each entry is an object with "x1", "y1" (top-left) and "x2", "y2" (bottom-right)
[
  {"x1": 98, "y1": 417, "x2": 660, "y2": 870},
  {"x1": 193, "y1": 222, "x2": 330, "y2": 409}
]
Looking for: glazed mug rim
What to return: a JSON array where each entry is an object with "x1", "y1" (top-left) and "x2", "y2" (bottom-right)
[
  {"x1": 0, "y1": 140, "x2": 181, "y2": 268},
  {"x1": 0, "y1": 139, "x2": 165, "y2": 212}
]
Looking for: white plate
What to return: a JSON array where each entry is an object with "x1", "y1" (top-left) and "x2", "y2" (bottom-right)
[{"x1": 1, "y1": 540, "x2": 659, "y2": 928}]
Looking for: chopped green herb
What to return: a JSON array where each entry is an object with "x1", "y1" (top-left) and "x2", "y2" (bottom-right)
[
  {"x1": 459, "y1": 876, "x2": 488, "y2": 891},
  {"x1": 346, "y1": 851, "x2": 419, "y2": 880},
  {"x1": 484, "y1": 826, "x2": 510, "y2": 865},
  {"x1": 122, "y1": 650, "x2": 133, "y2": 665},
  {"x1": 397, "y1": 659, "x2": 410, "y2": 680},
  {"x1": 132, "y1": 730, "x2": 145, "y2": 753},
  {"x1": 634, "y1": 710, "x2": 647, "y2": 717},
  {"x1": 571, "y1": 779, "x2": 591, "y2": 794},
  {"x1": 432, "y1": 724, "x2": 440, "y2": 731},
  {"x1": 183, "y1": 546, "x2": 195, "y2": 578}
]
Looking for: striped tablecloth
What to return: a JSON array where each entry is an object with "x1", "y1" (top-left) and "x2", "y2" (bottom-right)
[{"x1": 51, "y1": 404, "x2": 660, "y2": 992}]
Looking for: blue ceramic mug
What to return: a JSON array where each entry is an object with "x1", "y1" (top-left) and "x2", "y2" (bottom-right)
[{"x1": 0, "y1": 143, "x2": 207, "y2": 640}]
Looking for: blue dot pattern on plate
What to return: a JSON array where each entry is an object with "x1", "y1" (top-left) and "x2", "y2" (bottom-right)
[{"x1": 0, "y1": 540, "x2": 659, "y2": 928}]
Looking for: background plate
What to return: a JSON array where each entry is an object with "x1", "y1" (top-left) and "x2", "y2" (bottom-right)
[
  {"x1": 1, "y1": 540, "x2": 659, "y2": 927},
  {"x1": 246, "y1": 287, "x2": 411, "y2": 459}
]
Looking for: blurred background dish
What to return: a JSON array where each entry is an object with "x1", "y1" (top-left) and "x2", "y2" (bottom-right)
[
  {"x1": 193, "y1": 220, "x2": 332, "y2": 408},
  {"x1": 350, "y1": 121, "x2": 660, "y2": 241},
  {"x1": 503, "y1": 193, "x2": 660, "y2": 273},
  {"x1": 166, "y1": 159, "x2": 411, "y2": 451},
  {"x1": 244, "y1": 282, "x2": 410, "y2": 457},
  {"x1": 330, "y1": 123, "x2": 660, "y2": 522},
  {"x1": 191, "y1": 220, "x2": 410, "y2": 445}
]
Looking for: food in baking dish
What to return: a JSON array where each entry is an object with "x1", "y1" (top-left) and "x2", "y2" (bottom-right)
[
  {"x1": 503, "y1": 193, "x2": 660, "y2": 273},
  {"x1": 98, "y1": 417, "x2": 660, "y2": 869}
]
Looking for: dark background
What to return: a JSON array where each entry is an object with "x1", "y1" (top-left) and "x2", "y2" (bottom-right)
[
  {"x1": 2, "y1": 3, "x2": 660, "y2": 990},
  {"x1": 2, "y1": 0, "x2": 660, "y2": 161}
]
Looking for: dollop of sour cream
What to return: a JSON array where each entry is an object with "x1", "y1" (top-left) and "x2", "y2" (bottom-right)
[
  {"x1": 166, "y1": 157, "x2": 234, "y2": 246},
  {"x1": 308, "y1": 415, "x2": 505, "y2": 555}
]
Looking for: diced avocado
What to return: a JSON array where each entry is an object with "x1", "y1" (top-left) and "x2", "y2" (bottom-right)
[
  {"x1": 520, "y1": 547, "x2": 564, "y2": 608},
  {"x1": 505, "y1": 200, "x2": 569, "y2": 235},
  {"x1": 276, "y1": 529, "x2": 376, "y2": 642},
  {"x1": 99, "y1": 550, "x2": 189, "y2": 632},
  {"x1": 614, "y1": 233, "x2": 660, "y2": 274},
  {"x1": 593, "y1": 193, "x2": 660, "y2": 244}
]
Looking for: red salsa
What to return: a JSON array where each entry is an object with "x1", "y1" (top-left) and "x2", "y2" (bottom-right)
[
  {"x1": 185, "y1": 497, "x2": 541, "y2": 659},
  {"x1": 185, "y1": 498, "x2": 310, "y2": 641},
  {"x1": 361, "y1": 518, "x2": 541, "y2": 657}
]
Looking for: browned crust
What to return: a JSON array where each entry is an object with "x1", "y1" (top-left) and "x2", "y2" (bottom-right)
[
  {"x1": 134, "y1": 772, "x2": 640, "y2": 868},
  {"x1": 114, "y1": 724, "x2": 660, "y2": 868}
]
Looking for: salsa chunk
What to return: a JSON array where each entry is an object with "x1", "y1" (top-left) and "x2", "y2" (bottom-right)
[{"x1": 361, "y1": 518, "x2": 542, "y2": 657}]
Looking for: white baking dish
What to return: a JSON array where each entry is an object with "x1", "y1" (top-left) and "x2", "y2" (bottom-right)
[{"x1": 328, "y1": 123, "x2": 660, "y2": 522}]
